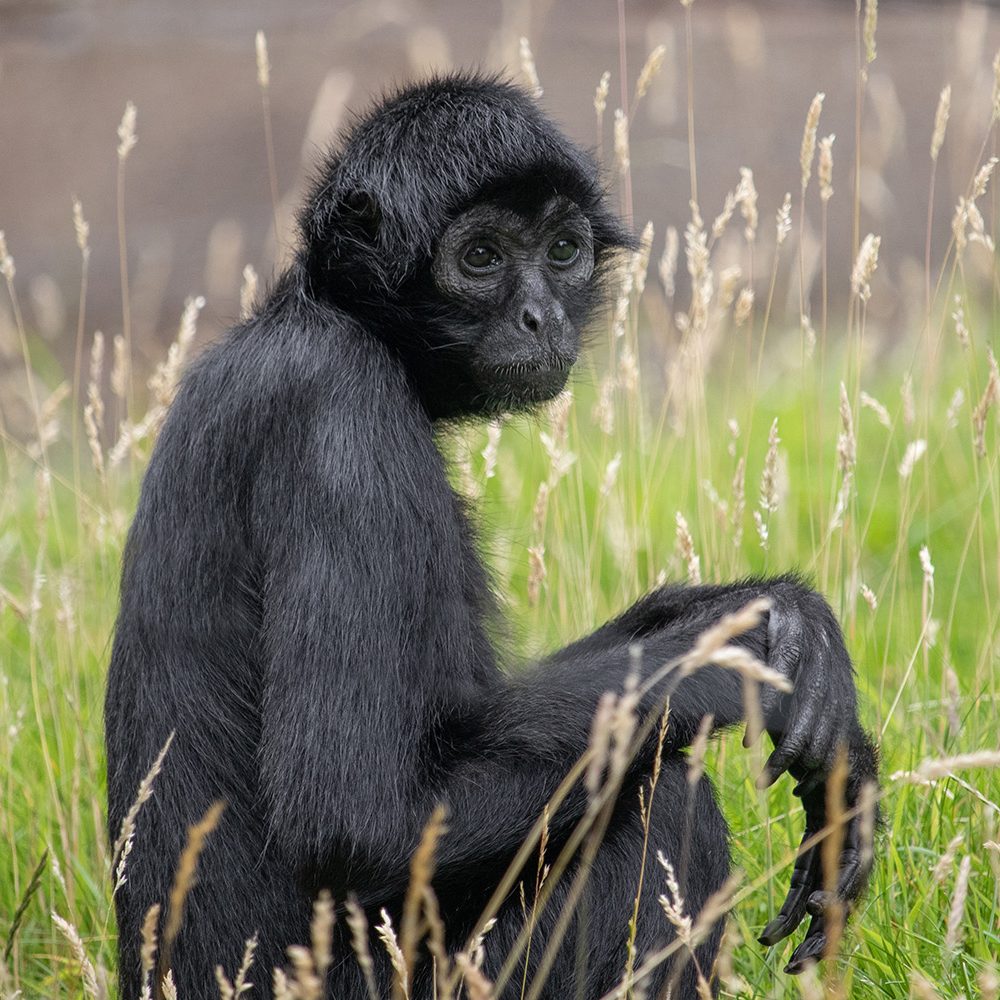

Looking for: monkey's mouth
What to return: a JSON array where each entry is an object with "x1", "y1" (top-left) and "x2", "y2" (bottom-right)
[
  {"x1": 490, "y1": 358, "x2": 573, "y2": 379},
  {"x1": 482, "y1": 360, "x2": 571, "y2": 406}
]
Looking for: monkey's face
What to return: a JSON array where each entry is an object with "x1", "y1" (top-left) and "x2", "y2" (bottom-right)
[{"x1": 427, "y1": 194, "x2": 597, "y2": 417}]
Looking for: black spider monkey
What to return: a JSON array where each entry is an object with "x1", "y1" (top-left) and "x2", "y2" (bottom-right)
[{"x1": 105, "y1": 74, "x2": 878, "y2": 999}]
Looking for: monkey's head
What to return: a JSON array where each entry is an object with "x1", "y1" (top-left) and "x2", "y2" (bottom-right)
[{"x1": 300, "y1": 74, "x2": 636, "y2": 419}]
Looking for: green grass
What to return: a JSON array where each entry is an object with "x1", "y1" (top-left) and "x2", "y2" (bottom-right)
[{"x1": 3, "y1": 6, "x2": 1000, "y2": 997}]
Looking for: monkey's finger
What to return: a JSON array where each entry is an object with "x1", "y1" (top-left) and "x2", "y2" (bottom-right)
[
  {"x1": 758, "y1": 843, "x2": 820, "y2": 946},
  {"x1": 784, "y1": 914, "x2": 828, "y2": 975},
  {"x1": 758, "y1": 701, "x2": 821, "y2": 788}
]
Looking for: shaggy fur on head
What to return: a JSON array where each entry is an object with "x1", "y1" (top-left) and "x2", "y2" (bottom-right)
[{"x1": 300, "y1": 73, "x2": 635, "y2": 299}]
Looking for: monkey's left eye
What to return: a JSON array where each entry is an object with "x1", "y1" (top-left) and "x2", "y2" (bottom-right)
[
  {"x1": 463, "y1": 245, "x2": 503, "y2": 270},
  {"x1": 548, "y1": 238, "x2": 579, "y2": 264}
]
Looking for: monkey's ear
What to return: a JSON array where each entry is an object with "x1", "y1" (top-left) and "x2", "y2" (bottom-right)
[{"x1": 341, "y1": 190, "x2": 382, "y2": 243}]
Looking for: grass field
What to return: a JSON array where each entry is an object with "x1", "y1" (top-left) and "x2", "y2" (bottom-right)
[{"x1": 2, "y1": 4, "x2": 1000, "y2": 997}]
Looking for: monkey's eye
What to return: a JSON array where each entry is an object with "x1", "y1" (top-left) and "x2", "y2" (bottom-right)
[
  {"x1": 548, "y1": 238, "x2": 579, "y2": 265},
  {"x1": 463, "y1": 245, "x2": 503, "y2": 270}
]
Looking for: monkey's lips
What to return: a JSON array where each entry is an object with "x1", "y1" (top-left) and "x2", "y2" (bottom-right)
[{"x1": 484, "y1": 360, "x2": 572, "y2": 402}]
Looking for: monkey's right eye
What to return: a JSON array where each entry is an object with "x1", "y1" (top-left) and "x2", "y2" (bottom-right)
[{"x1": 463, "y1": 245, "x2": 503, "y2": 270}]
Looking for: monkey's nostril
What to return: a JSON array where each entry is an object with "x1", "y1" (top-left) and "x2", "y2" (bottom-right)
[{"x1": 522, "y1": 309, "x2": 540, "y2": 334}]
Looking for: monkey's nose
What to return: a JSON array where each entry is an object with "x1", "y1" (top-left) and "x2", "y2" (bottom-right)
[{"x1": 520, "y1": 308, "x2": 541, "y2": 334}]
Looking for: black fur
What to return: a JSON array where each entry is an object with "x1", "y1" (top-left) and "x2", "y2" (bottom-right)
[{"x1": 105, "y1": 74, "x2": 877, "y2": 999}]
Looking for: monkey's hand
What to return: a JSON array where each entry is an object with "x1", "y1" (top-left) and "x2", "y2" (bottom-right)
[{"x1": 752, "y1": 586, "x2": 879, "y2": 973}]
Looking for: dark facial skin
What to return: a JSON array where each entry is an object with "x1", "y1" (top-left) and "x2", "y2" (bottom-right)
[{"x1": 425, "y1": 194, "x2": 596, "y2": 417}]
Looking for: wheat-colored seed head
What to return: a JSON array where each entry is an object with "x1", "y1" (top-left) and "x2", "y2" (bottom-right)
[
  {"x1": 864, "y1": 0, "x2": 878, "y2": 63},
  {"x1": 800, "y1": 93, "x2": 825, "y2": 192},
  {"x1": 775, "y1": 193, "x2": 792, "y2": 245},
  {"x1": 675, "y1": 511, "x2": 701, "y2": 585},
  {"x1": 255, "y1": 31, "x2": 270, "y2": 89},
  {"x1": 519, "y1": 37, "x2": 543, "y2": 99},
  {"x1": 898, "y1": 439, "x2": 927, "y2": 479},
  {"x1": 944, "y1": 855, "x2": 971, "y2": 953},
  {"x1": 993, "y1": 49, "x2": 1000, "y2": 122},
  {"x1": 117, "y1": 101, "x2": 138, "y2": 161},
  {"x1": 72, "y1": 199, "x2": 91, "y2": 258},
  {"x1": 0, "y1": 231, "x2": 15, "y2": 281},
  {"x1": 51, "y1": 912, "x2": 100, "y2": 999},
  {"x1": 851, "y1": 233, "x2": 881, "y2": 302},
  {"x1": 930, "y1": 85, "x2": 951, "y2": 161},
  {"x1": 818, "y1": 134, "x2": 835, "y2": 202},
  {"x1": 614, "y1": 109, "x2": 630, "y2": 175},
  {"x1": 240, "y1": 264, "x2": 259, "y2": 320}
]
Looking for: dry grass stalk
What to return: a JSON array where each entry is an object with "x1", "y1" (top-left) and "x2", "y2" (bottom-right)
[
  {"x1": 837, "y1": 382, "x2": 856, "y2": 475},
  {"x1": 895, "y1": 750, "x2": 1000, "y2": 782},
  {"x1": 731, "y1": 457, "x2": 745, "y2": 548},
  {"x1": 255, "y1": 30, "x2": 270, "y2": 88},
  {"x1": 759, "y1": 419, "x2": 781, "y2": 514},
  {"x1": 930, "y1": 86, "x2": 951, "y2": 161},
  {"x1": 952, "y1": 298, "x2": 970, "y2": 350},
  {"x1": 527, "y1": 545, "x2": 546, "y2": 606},
  {"x1": 240, "y1": 264, "x2": 258, "y2": 320},
  {"x1": 0, "y1": 230, "x2": 14, "y2": 280},
  {"x1": 635, "y1": 44, "x2": 667, "y2": 104},
  {"x1": 139, "y1": 904, "x2": 160, "y2": 1000},
  {"x1": 310, "y1": 892, "x2": 335, "y2": 984},
  {"x1": 160, "y1": 970, "x2": 178, "y2": 1000},
  {"x1": 944, "y1": 666, "x2": 962, "y2": 736},
  {"x1": 946, "y1": 387, "x2": 965, "y2": 428},
  {"x1": 851, "y1": 233, "x2": 881, "y2": 302},
  {"x1": 972, "y1": 349, "x2": 1000, "y2": 457},
  {"x1": 112, "y1": 732, "x2": 176, "y2": 889},
  {"x1": 993, "y1": 49, "x2": 1000, "y2": 122},
  {"x1": 286, "y1": 944, "x2": 323, "y2": 999},
  {"x1": 898, "y1": 439, "x2": 927, "y2": 479},
  {"x1": 736, "y1": 168, "x2": 758, "y2": 242},
  {"x1": 117, "y1": 102, "x2": 138, "y2": 161},
  {"x1": 600, "y1": 453, "x2": 622, "y2": 497},
  {"x1": 518, "y1": 37, "x2": 543, "y2": 99},
  {"x1": 585, "y1": 691, "x2": 617, "y2": 800},
  {"x1": 981, "y1": 966, "x2": 1000, "y2": 1000},
  {"x1": 675, "y1": 511, "x2": 702, "y2": 584},
  {"x1": 901, "y1": 372, "x2": 915, "y2": 426},
  {"x1": 149, "y1": 295, "x2": 206, "y2": 410},
  {"x1": 376, "y1": 909, "x2": 409, "y2": 999},
  {"x1": 345, "y1": 896, "x2": 379, "y2": 1000},
  {"x1": 400, "y1": 806, "x2": 447, "y2": 996},
  {"x1": 909, "y1": 972, "x2": 943, "y2": 999},
  {"x1": 863, "y1": 0, "x2": 878, "y2": 64},
  {"x1": 659, "y1": 225, "x2": 679, "y2": 300},
  {"x1": 800, "y1": 93, "x2": 825, "y2": 192},
  {"x1": 613, "y1": 109, "x2": 630, "y2": 175},
  {"x1": 51, "y1": 912, "x2": 101, "y2": 999},
  {"x1": 454, "y1": 953, "x2": 495, "y2": 1000},
  {"x1": 930, "y1": 834, "x2": 963, "y2": 885},
  {"x1": 594, "y1": 70, "x2": 610, "y2": 119},
  {"x1": 73, "y1": 198, "x2": 91, "y2": 258},
  {"x1": 818, "y1": 134, "x2": 835, "y2": 202},
  {"x1": 111, "y1": 334, "x2": 128, "y2": 401},
  {"x1": 858, "y1": 780, "x2": 878, "y2": 872},
  {"x1": 860, "y1": 583, "x2": 878, "y2": 612},
  {"x1": 944, "y1": 855, "x2": 971, "y2": 953},
  {"x1": 481, "y1": 419, "x2": 502, "y2": 481},
  {"x1": 733, "y1": 287, "x2": 753, "y2": 327},
  {"x1": 161, "y1": 801, "x2": 226, "y2": 972},
  {"x1": 775, "y1": 194, "x2": 792, "y2": 245},
  {"x1": 859, "y1": 390, "x2": 891, "y2": 428},
  {"x1": 687, "y1": 713, "x2": 714, "y2": 786},
  {"x1": 532, "y1": 481, "x2": 550, "y2": 538}
]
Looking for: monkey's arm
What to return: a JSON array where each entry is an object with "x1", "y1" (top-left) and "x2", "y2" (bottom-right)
[{"x1": 547, "y1": 577, "x2": 880, "y2": 973}]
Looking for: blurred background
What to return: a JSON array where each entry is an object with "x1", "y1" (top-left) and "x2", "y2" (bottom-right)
[{"x1": 1, "y1": 0, "x2": 1000, "y2": 419}]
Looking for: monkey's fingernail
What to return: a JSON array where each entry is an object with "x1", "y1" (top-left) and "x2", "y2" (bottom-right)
[{"x1": 758, "y1": 918, "x2": 787, "y2": 946}]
